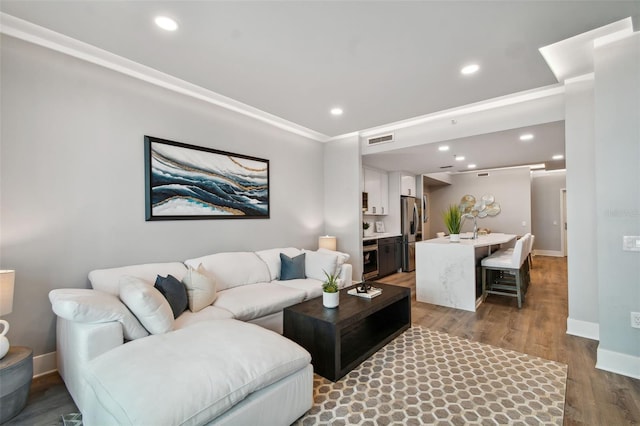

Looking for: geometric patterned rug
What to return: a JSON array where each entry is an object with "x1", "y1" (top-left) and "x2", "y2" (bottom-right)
[{"x1": 293, "y1": 326, "x2": 567, "y2": 425}]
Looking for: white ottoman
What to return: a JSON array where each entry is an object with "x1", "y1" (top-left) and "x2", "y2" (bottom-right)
[{"x1": 82, "y1": 319, "x2": 312, "y2": 425}]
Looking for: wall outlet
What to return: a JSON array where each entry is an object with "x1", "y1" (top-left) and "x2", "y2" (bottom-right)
[
  {"x1": 623, "y1": 236, "x2": 640, "y2": 252},
  {"x1": 631, "y1": 312, "x2": 640, "y2": 329}
]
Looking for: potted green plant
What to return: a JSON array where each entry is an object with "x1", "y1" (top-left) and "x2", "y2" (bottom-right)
[
  {"x1": 363, "y1": 221, "x2": 372, "y2": 237},
  {"x1": 322, "y1": 270, "x2": 340, "y2": 308},
  {"x1": 442, "y1": 204, "x2": 462, "y2": 242}
]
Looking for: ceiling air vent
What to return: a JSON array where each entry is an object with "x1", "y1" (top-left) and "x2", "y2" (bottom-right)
[
  {"x1": 440, "y1": 165, "x2": 453, "y2": 169},
  {"x1": 367, "y1": 133, "x2": 394, "y2": 146},
  {"x1": 477, "y1": 172, "x2": 490, "y2": 177}
]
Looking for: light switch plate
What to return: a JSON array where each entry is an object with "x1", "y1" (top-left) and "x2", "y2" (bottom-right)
[
  {"x1": 623, "y1": 236, "x2": 640, "y2": 252},
  {"x1": 631, "y1": 312, "x2": 640, "y2": 329}
]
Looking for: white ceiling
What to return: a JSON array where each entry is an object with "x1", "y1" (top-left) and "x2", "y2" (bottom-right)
[{"x1": 1, "y1": 1, "x2": 638, "y2": 173}]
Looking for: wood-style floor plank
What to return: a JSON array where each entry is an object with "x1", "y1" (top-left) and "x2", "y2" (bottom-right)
[{"x1": 7, "y1": 256, "x2": 640, "y2": 425}]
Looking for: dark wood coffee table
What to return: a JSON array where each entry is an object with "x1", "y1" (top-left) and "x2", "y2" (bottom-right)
[{"x1": 283, "y1": 282, "x2": 411, "y2": 382}]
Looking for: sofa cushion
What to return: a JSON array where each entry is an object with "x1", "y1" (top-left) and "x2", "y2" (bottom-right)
[
  {"x1": 182, "y1": 264, "x2": 218, "y2": 312},
  {"x1": 280, "y1": 253, "x2": 306, "y2": 280},
  {"x1": 303, "y1": 250, "x2": 339, "y2": 281},
  {"x1": 48, "y1": 289, "x2": 149, "y2": 341},
  {"x1": 213, "y1": 283, "x2": 306, "y2": 321},
  {"x1": 274, "y1": 278, "x2": 324, "y2": 300},
  {"x1": 184, "y1": 252, "x2": 271, "y2": 291},
  {"x1": 154, "y1": 275, "x2": 188, "y2": 319},
  {"x1": 255, "y1": 247, "x2": 302, "y2": 281},
  {"x1": 119, "y1": 276, "x2": 174, "y2": 335},
  {"x1": 83, "y1": 320, "x2": 311, "y2": 426},
  {"x1": 89, "y1": 262, "x2": 188, "y2": 296},
  {"x1": 173, "y1": 305, "x2": 234, "y2": 330},
  {"x1": 317, "y1": 247, "x2": 351, "y2": 275}
]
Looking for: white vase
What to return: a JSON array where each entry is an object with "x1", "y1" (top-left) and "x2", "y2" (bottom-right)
[
  {"x1": 449, "y1": 233, "x2": 460, "y2": 243},
  {"x1": 323, "y1": 291, "x2": 339, "y2": 308},
  {"x1": 0, "y1": 320, "x2": 9, "y2": 359}
]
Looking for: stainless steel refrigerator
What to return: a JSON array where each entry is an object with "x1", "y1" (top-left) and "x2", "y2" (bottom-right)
[{"x1": 401, "y1": 196, "x2": 419, "y2": 272}]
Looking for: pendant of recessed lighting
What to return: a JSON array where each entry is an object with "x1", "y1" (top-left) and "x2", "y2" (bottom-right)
[{"x1": 155, "y1": 16, "x2": 178, "y2": 31}]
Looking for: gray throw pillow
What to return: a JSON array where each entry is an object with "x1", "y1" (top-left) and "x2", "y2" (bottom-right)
[
  {"x1": 280, "y1": 253, "x2": 306, "y2": 280},
  {"x1": 154, "y1": 274, "x2": 188, "y2": 318}
]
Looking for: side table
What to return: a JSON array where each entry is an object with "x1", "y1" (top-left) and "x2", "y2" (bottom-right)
[{"x1": 0, "y1": 346, "x2": 33, "y2": 423}]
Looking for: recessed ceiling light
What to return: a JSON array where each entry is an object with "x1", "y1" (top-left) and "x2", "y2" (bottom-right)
[
  {"x1": 519, "y1": 133, "x2": 534, "y2": 141},
  {"x1": 455, "y1": 156, "x2": 465, "y2": 161},
  {"x1": 468, "y1": 164, "x2": 477, "y2": 169},
  {"x1": 330, "y1": 107, "x2": 343, "y2": 116},
  {"x1": 155, "y1": 16, "x2": 178, "y2": 31},
  {"x1": 438, "y1": 145, "x2": 450, "y2": 152},
  {"x1": 461, "y1": 64, "x2": 480, "y2": 75},
  {"x1": 552, "y1": 154, "x2": 564, "y2": 160}
]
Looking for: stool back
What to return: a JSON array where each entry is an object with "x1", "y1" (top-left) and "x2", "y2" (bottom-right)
[{"x1": 511, "y1": 235, "x2": 529, "y2": 268}]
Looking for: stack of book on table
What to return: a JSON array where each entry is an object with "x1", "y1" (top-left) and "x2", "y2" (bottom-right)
[{"x1": 347, "y1": 286, "x2": 382, "y2": 299}]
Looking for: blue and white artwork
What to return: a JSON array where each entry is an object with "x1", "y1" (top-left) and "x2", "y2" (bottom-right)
[{"x1": 144, "y1": 136, "x2": 269, "y2": 220}]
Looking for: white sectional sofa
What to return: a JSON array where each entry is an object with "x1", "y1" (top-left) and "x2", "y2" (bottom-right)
[{"x1": 49, "y1": 247, "x2": 352, "y2": 425}]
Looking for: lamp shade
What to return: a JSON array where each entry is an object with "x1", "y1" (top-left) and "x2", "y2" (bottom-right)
[
  {"x1": 318, "y1": 236, "x2": 337, "y2": 251},
  {"x1": 0, "y1": 270, "x2": 15, "y2": 316}
]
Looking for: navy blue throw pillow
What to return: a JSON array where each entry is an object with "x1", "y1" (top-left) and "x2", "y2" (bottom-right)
[
  {"x1": 154, "y1": 274, "x2": 188, "y2": 319},
  {"x1": 280, "y1": 253, "x2": 306, "y2": 280}
]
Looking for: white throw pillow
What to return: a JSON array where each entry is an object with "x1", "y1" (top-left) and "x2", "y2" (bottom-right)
[
  {"x1": 49, "y1": 289, "x2": 149, "y2": 341},
  {"x1": 255, "y1": 247, "x2": 302, "y2": 281},
  {"x1": 119, "y1": 276, "x2": 174, "y2": 335},
  {"x1": 182, "y1": 264, "x2": 218, "y2": 313},
  {"x1": 303, "y1": 250, "x2": 339, "y2": 282},
  {"x1": 317, "y1": 247, "x2": 350, "y2": 275}
]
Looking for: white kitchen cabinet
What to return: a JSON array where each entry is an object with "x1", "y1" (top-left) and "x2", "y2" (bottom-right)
[
  {"x1": 401, "y1": 173, "x2": 417, "y2": 196},
  {"x1": 363, "y1": 167, "x2": 388, "y2": 215}
]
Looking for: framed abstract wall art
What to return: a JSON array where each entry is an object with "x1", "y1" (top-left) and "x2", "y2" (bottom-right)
[{"x1": 144, "y1": 136, "x2": 270, "y2": 220}]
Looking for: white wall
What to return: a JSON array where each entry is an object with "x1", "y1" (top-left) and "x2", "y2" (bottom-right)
[
  {"x1": 593, "y1": 32, "x2": 640, "y2": 371},
  {"x1": 0, "y1": 36, "x2": 325, "y2": 355},
  {"x1": 324, "y1": 136, "x2": 362, "y2": 280},
  {"x1": 564, "y1": 76, "x2": 599, "y2": 338},
  {"x1": 428, "y1": 167, "x2": 532, "y2": 238},
  {"x1": 531, "y1": 170, "x2": 566, "y2": 254}
]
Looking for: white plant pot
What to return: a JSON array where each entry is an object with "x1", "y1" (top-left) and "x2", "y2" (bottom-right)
[
  {"x1": 323, "y1": 291, "x2": 339, "y2": 308},
  {"x1": 449, "y1": 233, "x2": 460, "y2": 243},
  {"x1": 363, "y1": 228, "x2": 373, "y2": 237}
]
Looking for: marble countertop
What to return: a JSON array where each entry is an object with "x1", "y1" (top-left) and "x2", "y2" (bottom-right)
[
  {"x1": 420, "y1": 233, "x2": 517, "y2": 248},
  {"x1": 363, "y1": 233, "x2": 402, "y2": 242}
]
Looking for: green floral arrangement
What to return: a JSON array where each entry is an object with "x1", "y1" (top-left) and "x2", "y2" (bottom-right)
[
  {"x1": 322, "y1": 270, "x2": 339, "y2": 293},
  {"x1": 442, "y1": 204, "x2": 462, "y2": 234}
]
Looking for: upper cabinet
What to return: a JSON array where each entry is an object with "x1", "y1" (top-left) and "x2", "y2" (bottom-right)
[
  {"x1": 363, "y1": 167, "x2": 389, "y2": 215},
  {"x1": 400, "y1": 173, "x2": 417, "y2": 196}
]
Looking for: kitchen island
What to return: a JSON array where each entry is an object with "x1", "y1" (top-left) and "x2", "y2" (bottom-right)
[{"x1": 415, "y1": 233, "x2": 517, "y2": 311}]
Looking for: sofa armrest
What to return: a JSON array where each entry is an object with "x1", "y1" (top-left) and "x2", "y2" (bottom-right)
[
  {"x1": 49, "y1": 289, "x2": 148, "y2": 340},
  {"x1": 338, "y1": 263, "x2": 352, "y2": 288},
  {"x1": 57, "y1": 318, "x2": 124, "y2": 412}
]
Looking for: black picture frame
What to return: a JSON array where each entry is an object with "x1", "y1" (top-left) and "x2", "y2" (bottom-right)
[{"x1": 144, "y1": 136, "x2": 270, "y2": 220}]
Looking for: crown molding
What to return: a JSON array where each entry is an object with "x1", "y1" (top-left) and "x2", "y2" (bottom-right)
[{"x1": 0, "y1": 13, "x2": 330, "y2": 143}]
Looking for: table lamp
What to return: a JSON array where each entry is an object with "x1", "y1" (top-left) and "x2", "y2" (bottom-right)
[
  {"x1": 318, "y1": 235, "x2": 337, "y2": 251},
  {"x1": 0, "y1": 270, "x2": 15, "y2": 359}
]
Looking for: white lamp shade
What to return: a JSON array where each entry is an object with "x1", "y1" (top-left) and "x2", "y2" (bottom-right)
[
  {"x1": 318, "y1": 236, "x2": 337, "y2": 251},
  {"x1": 0, "y1": 270, "x2": 15, "y2": 316}
]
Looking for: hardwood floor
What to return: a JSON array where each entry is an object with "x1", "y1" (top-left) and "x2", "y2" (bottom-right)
[
  {"x1": 6, "y1": 256, "x2": 639, "y2": 425},
  {"x1": 377, "y1": 255, "x2": 640, "y2": 425}
]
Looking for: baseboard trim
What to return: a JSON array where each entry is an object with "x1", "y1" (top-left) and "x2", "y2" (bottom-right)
[
  {"x1": 596, "y1": 346, "x2": 640, "y2": 379},
  {"x1": 566, "y1": 318, "x2": 599, "y2": 340},
  {"x1": 533, "y1": 249, "x2": 564, "y2": 257},
  {"x1": 33, "y1": 351, "x2": 57, "y2": 378}
]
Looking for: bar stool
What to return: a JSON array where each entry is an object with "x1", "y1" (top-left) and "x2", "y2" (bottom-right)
[
  {"x1": 527, "y1": 234, "x2": 535, "y2": 269},
  {"x1": 481, "y1": 234, "x2": 530, "y2": 308}
]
